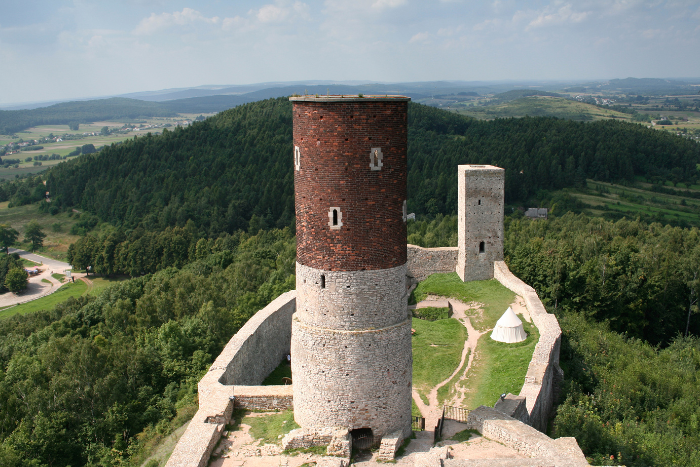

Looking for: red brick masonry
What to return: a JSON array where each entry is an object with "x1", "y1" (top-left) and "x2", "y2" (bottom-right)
[{"x1": 292, "y1": 96, "x2": 409, "y2": 272}]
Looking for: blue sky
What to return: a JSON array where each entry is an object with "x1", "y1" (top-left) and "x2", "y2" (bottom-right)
[{"x1": 1, "y1": 0, "x2": 699, "y2": 104}]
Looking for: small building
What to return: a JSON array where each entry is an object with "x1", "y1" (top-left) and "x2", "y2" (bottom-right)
[{"x1": 525, "y1": 208, "x2": 548, "y2": 219}]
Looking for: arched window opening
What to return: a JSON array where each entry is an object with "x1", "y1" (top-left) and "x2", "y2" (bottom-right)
[{"x1": 332, "y1": 209, "x2": 338, "y2": 226}]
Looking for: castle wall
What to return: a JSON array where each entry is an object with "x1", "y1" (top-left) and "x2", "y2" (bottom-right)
[
  {"x1": 166, "y1": 291, "x2": 296, "y2": 467},
  {"x1": 493, "y1": 261, "x2": 562, "y2": 432},
  {"x1": 406, "y1": 244, "x2": 458, "y2": 282},
  {"x1": 217, "y1": 291, "x2": 296, "y2": 386},
  {"x1": 457, "y1": 165, "x2": 504, "y2": 281}
]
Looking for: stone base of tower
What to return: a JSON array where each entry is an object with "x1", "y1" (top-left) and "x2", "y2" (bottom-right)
[
  {"x1": 290, "y1": 317, "x2": 413, "y2": 439},
  {"x1": 456, "y1": 255, "x2": 495, "y2": 282}
]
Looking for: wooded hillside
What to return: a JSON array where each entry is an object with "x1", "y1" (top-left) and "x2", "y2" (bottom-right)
[{"x1": 3, "y1": 97, "x2": 698, "y2": 235}]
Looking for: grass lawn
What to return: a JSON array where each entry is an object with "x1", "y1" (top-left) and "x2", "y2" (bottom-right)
[
  {"x1": 462, "y1": 321, "x2": 539, "y2": 410},
  {"x1": 243, "y1": 410, "x2": 299, "y2": 444},
  {"x1": 413, "y1": 306, "x2": 451, "y2": 321},
  {"x1": 0, "y1": 279, "x2": 86, "y2": 319},
  {"x1": 411, "y1": 274, "x2": 516, "y2": 331},
  {"x1": 262, "y1": 359, "x2": 292, "y2": 385},
  {"x1": 412, "y1": 316, "x2": 466, "y2": 405},
  {"x1": 86, "y1": 275, "x2": 131, "y2": 296}
]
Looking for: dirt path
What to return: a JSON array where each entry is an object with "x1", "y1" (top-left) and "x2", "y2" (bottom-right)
[{"x1": 411, "y1": 298, "x2": 487, "y2": 432}]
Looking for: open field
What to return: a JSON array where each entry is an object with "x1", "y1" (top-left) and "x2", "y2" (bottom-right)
[
  {"x1": 411, "y1": 274, "x2": 515, "y2": 331},
  {"x1": 412, "y1": 316, "x2": 467, "y2": 404},
  {"x1": 1, "y1": 115, "x2": 201, "y2": 178},
  {"x1": 452, "y1": 96, "x2": 634, "y2": 122},
  {"x1": 0, "y1": 201, "x2": 84, "y2": 261},
  {"x1": 560, "y1": 179, "x2": 700, "y2": 227}
]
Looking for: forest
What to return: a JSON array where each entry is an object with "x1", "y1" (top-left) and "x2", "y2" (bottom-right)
[
  {"x1": 1, "y1": 97, "x2": 698, "y2": 238},
  {"x1": 0, "y1": 97, "x2": 699, "y2": 466},
  {"x1": 0, "y1": 228, "x2": 295, "y2": 466}
]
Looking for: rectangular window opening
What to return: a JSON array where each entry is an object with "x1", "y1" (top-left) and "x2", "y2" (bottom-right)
[
  {"x1": 479, "y1": 241, "x2": 485, "y2": 253},
  {"x1": 321, "y1": 274, "x2": 326, "y2": 289}
]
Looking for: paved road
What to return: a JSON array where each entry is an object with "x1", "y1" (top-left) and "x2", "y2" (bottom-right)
[{"x1": 8, "y1": 248, "x2": 71, "y2": 270}]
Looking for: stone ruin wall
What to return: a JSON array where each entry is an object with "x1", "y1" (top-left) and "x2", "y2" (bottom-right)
[
  {"x1": 167, "y1": 252, "x2": 564, "y2": 466},
  {"x1": 406, "y1": 244, "x2": 459, "y2": 282},
  {"x1": 406, "y1": 248, "x2": 562, "y2": 431},
  {"x1": 493, "y1": 260, "x2": 563, "y2": 432},
  {"x1": 165, "y1": 291, "x2": 296, "y2": 467}
]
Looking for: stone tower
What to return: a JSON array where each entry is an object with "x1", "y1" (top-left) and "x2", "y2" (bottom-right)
[
  {"x1": 290, "y1": 96, "x2": 412, "y2": 440},
  {"x1": 456, "y1": 165, "x2": 505, "y2": 282}
]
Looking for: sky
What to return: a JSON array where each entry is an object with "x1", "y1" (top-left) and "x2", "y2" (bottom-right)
[{"x1": 1, "y1": 0, "x2": 699, "y2": 105}]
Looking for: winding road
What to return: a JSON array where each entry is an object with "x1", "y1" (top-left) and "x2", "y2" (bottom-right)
[{"x1": 0, "y1": 249, "x2": 72, "y2": 309}]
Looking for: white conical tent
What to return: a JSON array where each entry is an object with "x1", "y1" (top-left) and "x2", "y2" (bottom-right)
[{"x1": 490, "y1": 307, "x2": 527, "y2": 343}]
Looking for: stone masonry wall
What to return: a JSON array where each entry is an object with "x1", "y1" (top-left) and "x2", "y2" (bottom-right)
[
  {"x1": 406, "y1": 244, "x2": 458, "y2": 282},
  {"x1": 291, "y1": 316, "x2": 413, "y2": 438},
  {"x1": 457, "y1": 165, "x2": 504, "y2": 282},
  {"x1": 166, "y1": 291, "x2": 296, "y2": 467},
  {"x1": 493, "y1": 261, "x2": 562, "y2": 432},
  {"x1": 296, "y1": 262, "x2": 409, "y2": 330},
  {"x1": 218, "y1": 291, "x2": 296, "y2": 385}
]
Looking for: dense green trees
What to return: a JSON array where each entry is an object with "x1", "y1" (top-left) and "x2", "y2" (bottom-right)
[
  {"x1": 0, "y1": 224, "x2": 19, "y2": 253},
  {"x1": 4, "y1": 98, "x2": 697, "y2": 241},
  {"x1": 4, "y1": 267, "x2": 27, "y2": 293},
  {"x1": 554, "y1": 314, "x2": 700, "y2": 466},
  {"x1": 0, "y1": 254, "x2": 25, "y2": 293},
  {"x1": 0, "y1": 228, "x2": 295, "y2": 466},
  {"x1": 23, "y1": 221, "x2": 45, "y2": 252},
  {"x1": 504, "y1": 213, "x2": 700, "y2": 345}
]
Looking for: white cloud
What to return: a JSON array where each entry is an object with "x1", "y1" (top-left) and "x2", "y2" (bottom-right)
[
  {"x1": 527, "y1": 4, "x2": 589, "y2": 30},
  {"x1": 409, "y1": 31, "x2": 429, "y2": 43},
  {"x1": 256, "y1": 4, "x2": 287, "y2": 22},
  {"x1": 134, "y1": 8, "x2": 220, "y2": 35},
  {"x1": 371, "y1": 0, "x2": 406, "y2": 10}
]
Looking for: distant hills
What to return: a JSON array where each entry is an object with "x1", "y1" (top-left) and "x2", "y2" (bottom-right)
[{"x1": 2, "y1": 78, "x2": 699, "y2": 133}]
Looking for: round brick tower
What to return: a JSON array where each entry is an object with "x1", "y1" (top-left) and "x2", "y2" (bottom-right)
[{"x1": 290, "y1": 96, "x2": 412, "y2": 439}]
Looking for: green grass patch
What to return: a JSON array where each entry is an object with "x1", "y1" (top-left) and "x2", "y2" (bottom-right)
[
  {"x1": 283, "y1": 445, "x2": 327, "y2": 456},
  {"x1": 449, "y1": 429, "x2": 479, "y2": 442},
  {"x1": 412, "y1": 317, "x2": 466, "y2": 403},
  {"x1": 463, "y1": 321, "x2": 539, "y2": 410},
  {"x1": 20, "y1": 257, "x2": 39, "y2": 266},
  {"x1": 412, "y1": 398, "x2": 422, "y2": 418},
  {"x1": 243, "y1": 410, "x2": 299, "y2": 444},
  {"x1": 0, "y1": 202, "x2": 83, "y2": 262},
  {"x1": 51, "y1": 273, "x2": 65, "y2": 281},
  {"x1": 413, "y1": 306, "x2": 450, "y2": 321},
  {"x1": 86, "y1": 275, "x2": 130, "y2": 296},
  {"x1": 262, "y1": 359, "x2": 292, "y2": 386},
  {"x1": 411, "y1": 274, "x2": 515, "y2": 331},
  {"x1": 0, "y1": 279, "x2": 86, "y2": 319},
  {"x1": 436, "y1": 349, "x2": 470, "y2": 406}
]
